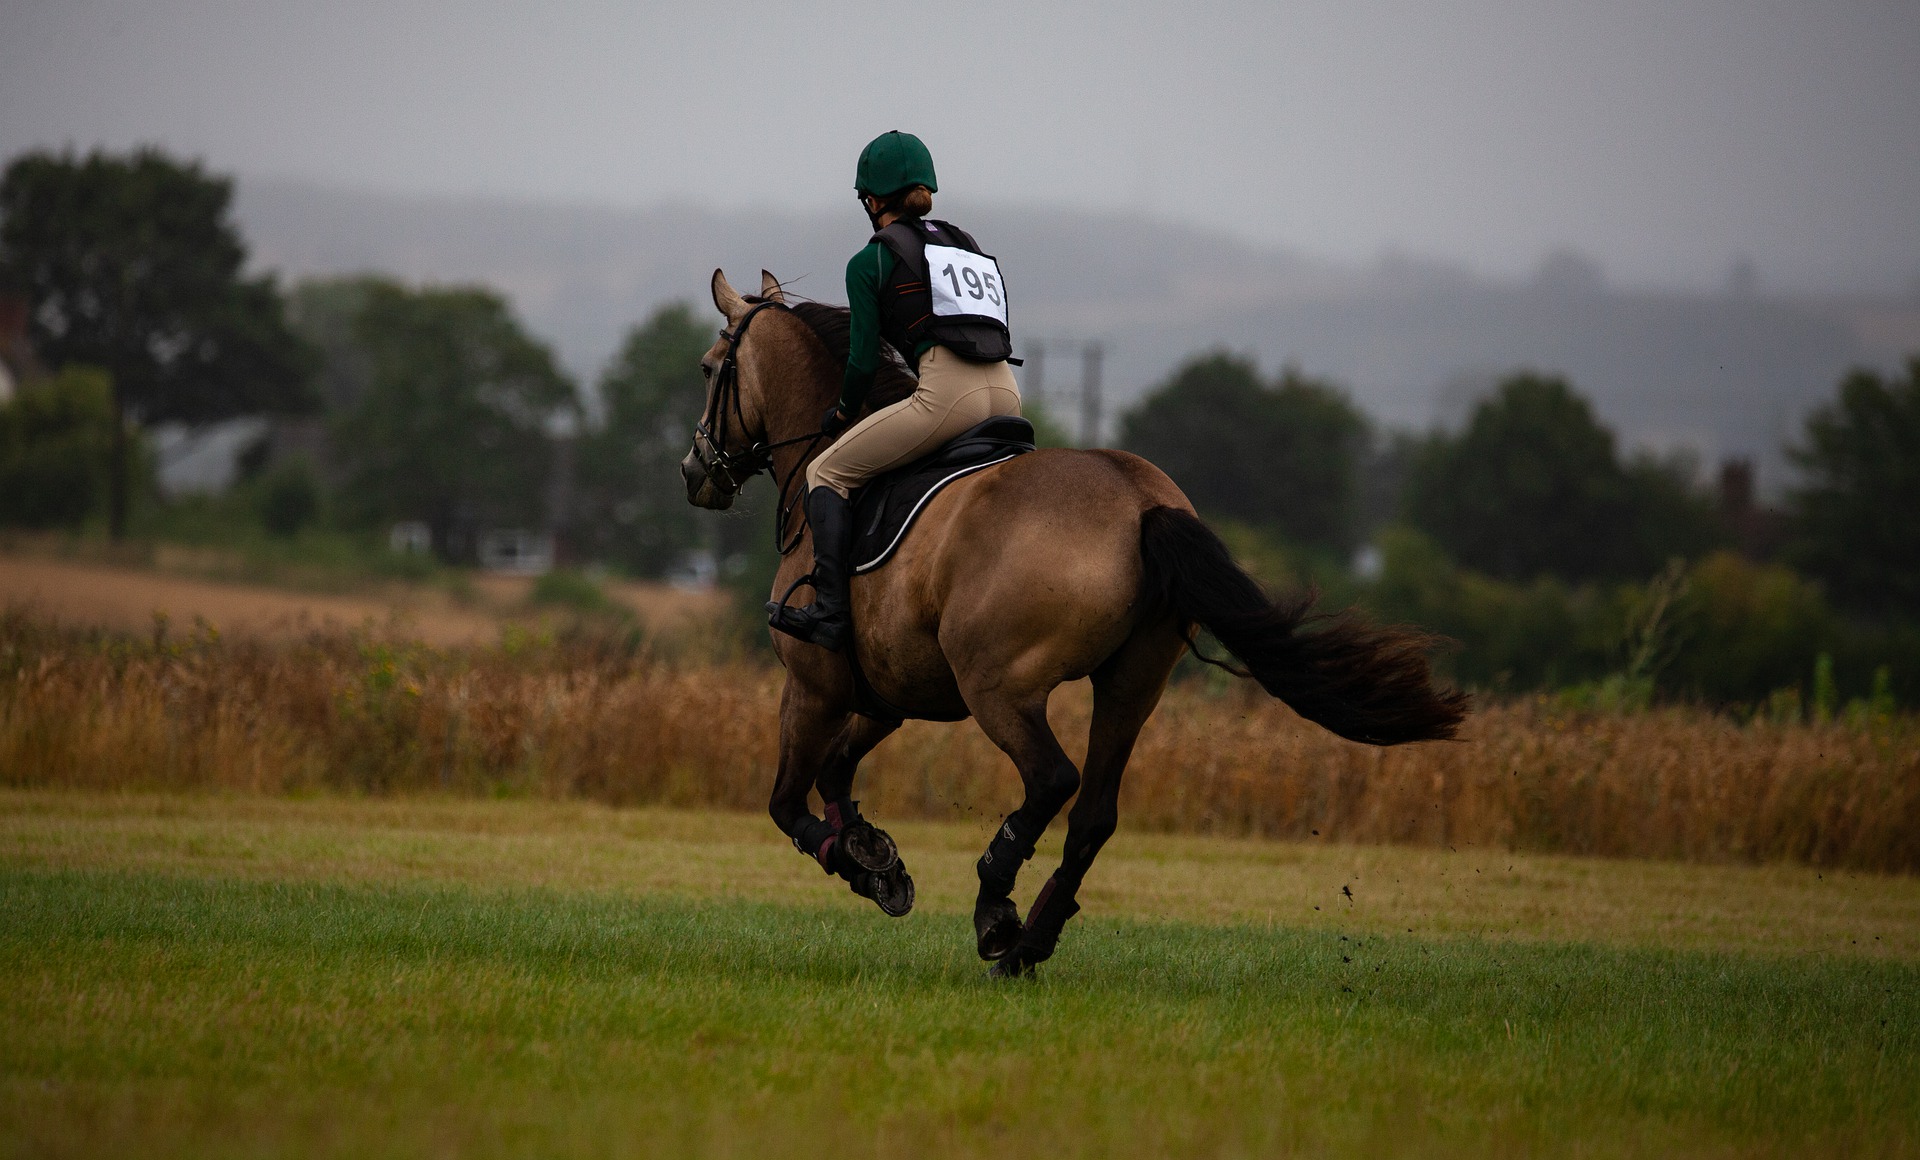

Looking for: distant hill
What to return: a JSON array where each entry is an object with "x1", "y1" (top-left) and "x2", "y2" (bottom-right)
[{"x1": 235, "y1": 180, "x2": 1920, "y2": 492}]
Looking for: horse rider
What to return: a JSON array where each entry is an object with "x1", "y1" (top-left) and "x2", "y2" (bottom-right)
[{"x1": 768, "y1": 130, "x2": 1022, "y2": 651}]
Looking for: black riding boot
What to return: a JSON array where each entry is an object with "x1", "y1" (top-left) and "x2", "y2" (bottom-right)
[{"x1": 767, "y1": 486, "x2": 853, "y2": 652}]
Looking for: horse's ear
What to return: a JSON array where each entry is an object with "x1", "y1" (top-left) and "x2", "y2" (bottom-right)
[
  {"x1": 710, "y1": 269, "x2": 747, "y2": 322},
  {"x1": 759, "y1": 270, "x2": 787, "y2": 304}
]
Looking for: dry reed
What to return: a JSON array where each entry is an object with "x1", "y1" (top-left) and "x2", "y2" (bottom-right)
[{"x1": 2, "y1": 611, "x2": 1914, "y2": 872}]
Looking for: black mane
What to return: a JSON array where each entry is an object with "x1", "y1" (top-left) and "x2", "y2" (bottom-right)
[{"x1": 771, "y1": 299, "x2": 918, "y2": 413}]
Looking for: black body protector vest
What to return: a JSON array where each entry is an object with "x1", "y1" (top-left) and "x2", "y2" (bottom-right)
[{"x1": 872, "y1": 218, "x2": 1012, "y2": 364}]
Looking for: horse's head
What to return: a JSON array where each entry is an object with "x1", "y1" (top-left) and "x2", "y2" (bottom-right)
[{"x1": 681, "y1": 268, "x2": 790, "y2": 510}]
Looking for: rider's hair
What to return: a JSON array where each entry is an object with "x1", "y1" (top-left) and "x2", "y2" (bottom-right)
[
  {"x1": 897, "y1": 186, "x2": 933, "y2": 217},
  {"x1": 873, "y1": 185, "x2": 932, "y2": 220}
]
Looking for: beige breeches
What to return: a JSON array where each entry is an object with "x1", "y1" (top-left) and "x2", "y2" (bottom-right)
[{"x1": 806, "y1": 344, "x2": 1023, "y2": 497}]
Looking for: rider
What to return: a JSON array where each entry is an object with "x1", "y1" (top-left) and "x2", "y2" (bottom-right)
[{"x1": 768, "y1": 131, "x2": 1021, "y2": 651}]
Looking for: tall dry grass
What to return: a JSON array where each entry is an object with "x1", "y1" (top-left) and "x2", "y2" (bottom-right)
[{"x1": 2, "y1": 611, "x2": 1914, "y2": 872}]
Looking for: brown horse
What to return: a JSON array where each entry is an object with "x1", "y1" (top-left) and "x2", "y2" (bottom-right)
[{"x1": 683, "y1": 269, "x2": 1467, "y2": 977}]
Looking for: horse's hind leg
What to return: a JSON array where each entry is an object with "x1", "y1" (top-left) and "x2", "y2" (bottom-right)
[
  {"x1": 964, "y1": 687, "x2": 1084, "y2": 962},
  {"x1": 994, "y1": 623, "x2": 1184, "y2": 977}
]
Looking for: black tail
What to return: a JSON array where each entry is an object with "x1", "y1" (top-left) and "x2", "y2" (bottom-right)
[{"x1": 1138, "y1": 506, "x2": 1469, "y2": 745}]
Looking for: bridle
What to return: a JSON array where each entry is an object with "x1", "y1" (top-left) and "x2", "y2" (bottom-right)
[{"x1": 690, "y1": 298, "x2": 831, "y2": 554}]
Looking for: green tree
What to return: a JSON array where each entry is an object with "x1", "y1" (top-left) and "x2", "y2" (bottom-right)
[
  {"x1": 328, "y1": 280, "x2": 577, "y2": 562},
  {"x1": 1404, "y1": 373, "x2": 1717, "y2": 583},
  {"x1": 1786, "y1": 359, "x2": 1920, "y2": 617},
  {"x1": 0, "y1": 148, "x2": 312, "y2": 538},
  {"x1": 257, "y1": 456, "x2": 321, "y2": 538},
  {"x1": 572, "y1": 303, "x2": 711, "y2": 577},
  {"x1": 0, "y1": 365, "x2": 116, "y2": 529},
  {"x1": 1661, "y1": 551, "x2": 1835, "y2": 705},
  {"x1": 1120, "y1": 353, "x2": 1369, "y2": 553},
  {"x1": 1363, "y1": 525, "x2": 1614, "y2": 691},
  {"x1": 1018, "y1": 395, "x2": 1075, "y2": 449},
  {"x1": 1621, "y1": 450, "x2": 1725, "y2": 573},
  {"x1": 287, "y1": 277, "x2": 379, "y2": 413}
]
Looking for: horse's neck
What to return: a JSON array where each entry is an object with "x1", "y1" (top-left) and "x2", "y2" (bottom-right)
[{"x1": 756, "y1": 337, "x2": 840, "y2": 483}]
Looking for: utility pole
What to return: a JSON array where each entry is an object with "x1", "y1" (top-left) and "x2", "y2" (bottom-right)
[
  {"x1": 543, "y1": 410, "x2": 578, "y2": 568},
  {"x1": 1024, "y1": 339, "x2": 1046, "y2": 409},
  {"x1": 1079, "y1": 342, "x2": 1104, "y2": 447},
  {"x1": 1020, "y1": 337, "x2": 1107, "y2": 445}
]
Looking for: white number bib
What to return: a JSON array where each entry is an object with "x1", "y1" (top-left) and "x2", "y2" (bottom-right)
[{"x1": 925, "y1": 244, "x2": 1008, "y2": 326}]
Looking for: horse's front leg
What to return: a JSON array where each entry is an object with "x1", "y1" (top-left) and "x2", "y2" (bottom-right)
[
  {"x1": 766, "y1": 676, "x2": 842, "y2": 861},
  {"x1": 815, "y1": 711, "x2": 913, "y2": 915},
  {"x1": 768, "y1": 677, "x2": 912, "y2": 915}
]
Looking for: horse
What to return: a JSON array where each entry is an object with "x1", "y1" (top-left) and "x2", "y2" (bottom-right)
[{"x1": 682, "y1": 268, "x2": 1468, "y2": 977}]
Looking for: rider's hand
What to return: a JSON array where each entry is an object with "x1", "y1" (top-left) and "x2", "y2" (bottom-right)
[{"x1": 822, "y1": 405, "x2": 851, "y2": 435}]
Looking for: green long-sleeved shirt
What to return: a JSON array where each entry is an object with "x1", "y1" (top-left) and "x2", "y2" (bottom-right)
[{"x1": 841, "y1": 242, "x2": 935, "y2": 413}]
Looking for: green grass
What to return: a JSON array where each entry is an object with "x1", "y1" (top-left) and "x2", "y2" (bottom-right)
[{"x1": 2, "y1": 854, "x2": 1916, "y2": 1158}]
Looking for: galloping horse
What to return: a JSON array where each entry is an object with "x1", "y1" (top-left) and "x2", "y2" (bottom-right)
[{"x1": 683, "y1": 269, "x2": 1467, "y2": 977}]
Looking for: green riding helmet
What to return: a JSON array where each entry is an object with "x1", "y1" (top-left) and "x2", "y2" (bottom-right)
[{"x1": 855, "y1": 131, "x2": 938, "y2": 198}]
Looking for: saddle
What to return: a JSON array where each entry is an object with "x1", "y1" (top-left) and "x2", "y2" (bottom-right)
[
  {"x1": 832, "y1": 415, "x2": 1035, "y2": 725},
  {"x1": 848, "y1": 415, "x2": 1037, "y2": 575}
]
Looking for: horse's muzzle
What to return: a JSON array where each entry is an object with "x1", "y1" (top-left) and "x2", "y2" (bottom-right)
[{"x1": 681, "y1": 445, "x2": 734, "y2": 510}]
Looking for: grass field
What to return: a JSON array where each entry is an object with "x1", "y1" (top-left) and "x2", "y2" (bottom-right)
[{"x1": 3, "y1": 793, "x2": 1916, "y2": 1158}]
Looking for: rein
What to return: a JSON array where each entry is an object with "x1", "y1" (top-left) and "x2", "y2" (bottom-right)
[{"x1": 692, "y1": 299, "x2": 830, "y2": 555}]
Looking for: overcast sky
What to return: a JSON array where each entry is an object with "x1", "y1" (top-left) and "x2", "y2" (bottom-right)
[{"x1": 4, "y1": 0, "x2": 1917, "y2": 294}]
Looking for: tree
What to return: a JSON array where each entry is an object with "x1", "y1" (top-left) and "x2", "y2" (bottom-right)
[
  {"x1": 1787, "y1": 359, "x2": 1920, "y2": 617},
  {"x1": 328, "y1": 279, "x2": 577, "y2": 562},
  {"x1": 571, "y1": 302, "x2": 712, "y2": 577},
  {"x1": 257, "y1": 457, "x2": 321, "y2": 538},
  {"x1": 0, "y1": 148, "x2": 312, "y2": 537},
  {"x1": 1403, "y1": 373, "x2": 1717, "y2": 583},
  {"x1": 0, "y1": 365, "x2": 115, "y2": 529},
  {"x1": 1019, "y1": 395, "x2": 1075, "y2": 450},
  {"x1": 1621, "y1": 450, "x2": 1725, "y2": 575},
  {"x1": 287, "y1": 277, "x2": 379, "y2": 413},
  {"x1": 1119, "y1": 353, "x2": 1368, "y2": 553}
]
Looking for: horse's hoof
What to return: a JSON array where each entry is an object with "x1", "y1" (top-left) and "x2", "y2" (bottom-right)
[
  {"x1": 974, "y1": 897, "x2": 1023, "y2": 961},
  {"x1": 853, "y1": 861, "x2": 914, "y2": 917},
  {"x1": 987, "y1": 953, "x2": 1035, "y2": 980},
  {"x1": 838, "y1": 820, "x2": 899, "y2": 873}
]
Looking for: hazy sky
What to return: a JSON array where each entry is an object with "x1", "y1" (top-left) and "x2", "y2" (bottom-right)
[{"x1": 4, "y1": 0, "x2": 1917, "y2": 293}]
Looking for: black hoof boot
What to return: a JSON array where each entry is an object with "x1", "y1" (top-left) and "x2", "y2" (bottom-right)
[
  {"x1": 850, "y1": 860, "x2": 915, "y2": 917},
  {"x1": 989, "y1": 875, "x2": 1082, "y2": 978},
  {"x1": 974, "y1": 893, "x2": 1024, "y2": 961},
  {"x1": 987, "y1": 948, "x2": 1037, "y2": 980}
]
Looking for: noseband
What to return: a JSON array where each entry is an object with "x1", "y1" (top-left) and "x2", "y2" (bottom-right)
[{"x1": 691, "y1": 298, "x2": 831, "y2": 553}]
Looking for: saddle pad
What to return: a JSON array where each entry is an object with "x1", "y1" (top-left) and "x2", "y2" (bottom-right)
[{"x1": 849, "y1": 415, "x2": 1036, "y2": 575}]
